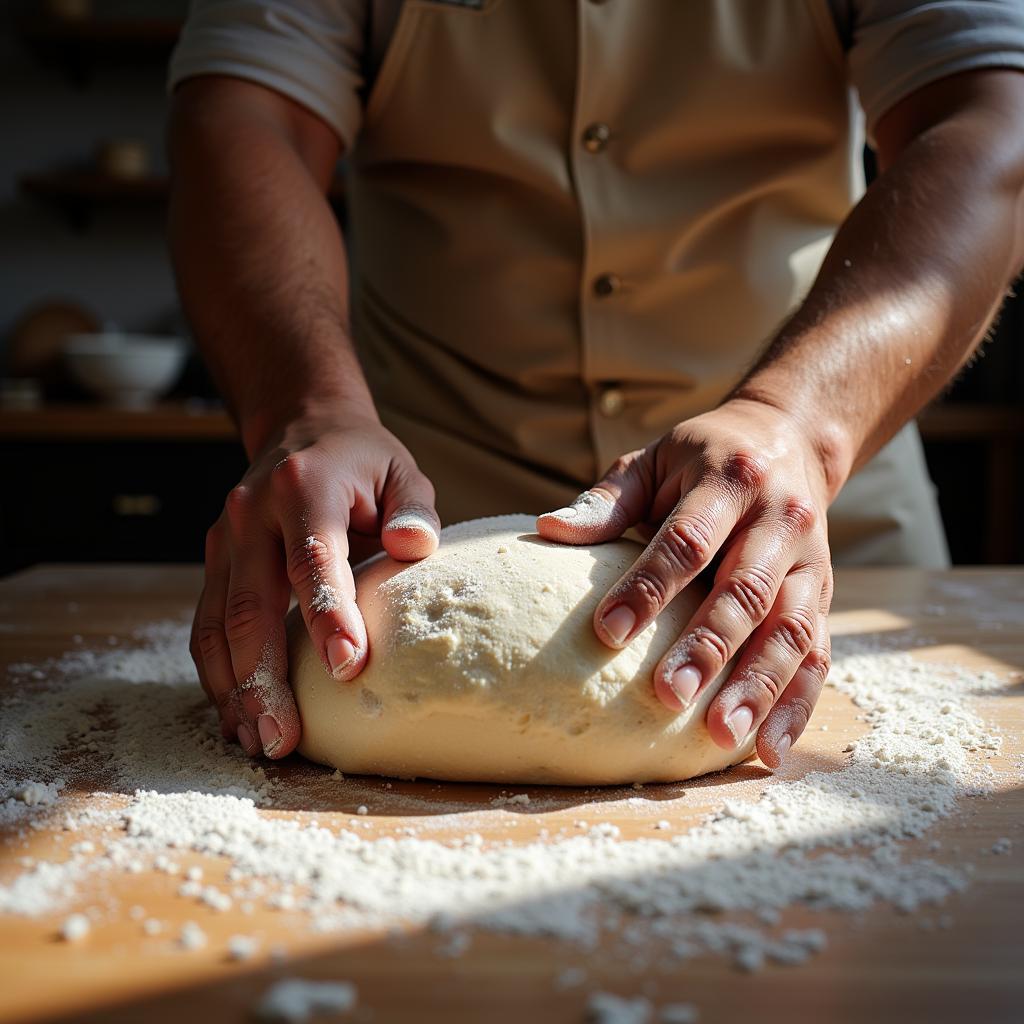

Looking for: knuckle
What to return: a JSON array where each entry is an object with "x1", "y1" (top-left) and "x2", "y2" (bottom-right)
[
  {"x1": 287, "y1": 533, "x2": 334, "y2": 588},
  {"x1": 821, "y1": 568, "x2": 835, "y2": 609},
  {"x1": 779, "y1": 497, "x2": 817, "y2": 535},
  {"x1": 659, "y1": 518, "x2": 714, "y2": 573},
  {"x1": 772, "y1": 609, "x2": 817, "y2": 659},
  {"x1": 625, "y1": 567, "x2": 669, "y2": 613},
  {"x1": 270, "y1": 453, "x2": 307, "y2": 496},
  {"x1": 720, "y1": 450, "x2": 769, "y2": 491},
  {"x1": 213, "y1": 686, "x2": 239, "y2": 714},
  {"x1": 803, "y1": 647, "x2": 832, "y2": 685},
  {"x1": 223, "y1": 590, "x2": 265, "y2": 643},
  {"x1": 608, "y1": 455, "x2": 633, "y2": 479},
  {"x1": 723, "y1": 566, "x2": 776, "y2": 624},
  {"x1": 195, "y1": 618, "x2": 226, "y2": 661},
  {"x1": 744, "y1": 667, "x2": 784, "y2": 703},
  {"x1": 687, "y1": 625, "x2": 731, "y2": 668},
  {"x1": 204, "y1": 522, "x2": 225, "y2": 562},
  {"x1": 223, "y1": 484, "x2": 251, "y2": 525}
]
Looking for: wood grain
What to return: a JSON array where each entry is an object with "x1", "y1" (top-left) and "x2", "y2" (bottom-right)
[{"x1": 0, "y1": 565, "x2": 1021, "y2": 1024}]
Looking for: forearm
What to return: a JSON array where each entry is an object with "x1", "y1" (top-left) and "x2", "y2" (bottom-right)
[
  {"x1": 733, "y1": 71, "x2": 1024, "y2": 499},
  {"x1": 167, "y1": 77, "x2": 377, "y2": 458}
]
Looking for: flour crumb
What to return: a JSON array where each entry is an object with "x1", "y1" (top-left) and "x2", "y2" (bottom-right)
[
  {"x1": 227, "y1": 934, "x2": 259, "y2": 961},
  {"x1": 659, "y1": 1005, "x2": 699, "y2": 1024},
  {"x1": 179, "y1": 921, "x2": 207, "y2": 950},
  {"x1": 554, "y1": 966, "x2": 587, "y2": 990},
  {"x1": 60, "y1": 913, "x2": 90, "y2": 942},
  {"x1": 256, "y1": 978, "x2": 357, "y2": 1022},
  {"x1": 491, "y1": 792, "x2": 531, "y2": 808},
  {"x1": 991, "y1": 837, "x2": 1012, "y2": 855},
  {"x1": 735, "y1": 946, "x2": 765, "y2": 973},
  {"x1": 586, "y1": 992, "x2": 652, "y2": 1024},
  {"x1": 310, "y1": 583, "x2": 340, "y2": 614}
]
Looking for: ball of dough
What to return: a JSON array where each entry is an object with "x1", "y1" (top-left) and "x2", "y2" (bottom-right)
[{"x1": 289, "y1": 515, "x2": 753, "y2": 785}]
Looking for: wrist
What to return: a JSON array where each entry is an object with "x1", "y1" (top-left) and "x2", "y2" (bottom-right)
[
  {"x1": 723, "y1": 385, "x2": 856, "y2": 503},
  {"x1": 239, "y1": 387, "x2": 380, "y2": 459}
]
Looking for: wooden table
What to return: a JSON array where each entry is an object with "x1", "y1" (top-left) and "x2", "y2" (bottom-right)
[{"x1": 1, "y1": 566, "x2": 1022, "y2": 1024}]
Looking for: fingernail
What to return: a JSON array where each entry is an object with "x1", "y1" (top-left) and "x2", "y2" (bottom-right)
[
  {"x1": 327, "y1": 634, "x2": 357, "y2": 678},
  {"x1": 237, "y1": 723, "x2": 257, "y2": 753},
  {"x1": 258, "y1": 714, "x2": 283, "y2": 756},
  {"x1": 549, "y1": 507, "x2": 578, "y2": 519},
  {"x1": 773, "y1": 733, "x2": 792, "y2": 765},
  {"x1": 726, "y1": 705, "x2": 754, "y2": 744},
  {"x1": 385, "y1": 512, "x2": 438, "y2": 539},
  {"x1": 600, "y1": 605, "x2": 636, "y2": 645},
  {"x1": 669, "y1": 665, "x2": 702, "y2": 704}
]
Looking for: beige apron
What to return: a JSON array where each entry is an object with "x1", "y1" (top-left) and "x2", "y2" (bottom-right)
[{"x1": 346, "y1": 0, "x2": 950, "y2": 568}]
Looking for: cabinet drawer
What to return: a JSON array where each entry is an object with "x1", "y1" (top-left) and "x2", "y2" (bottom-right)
[{"x1": 0, "y1": 439, "x2": 247, "y2": 573}]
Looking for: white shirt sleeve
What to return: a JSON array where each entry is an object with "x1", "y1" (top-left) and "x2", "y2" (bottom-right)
[
  {"x1": 845, "y1": 0, "x2": 1024, "y2": 138},
  {"x1": 168, "y1": 0, "x2": 367, "y2": 149}
]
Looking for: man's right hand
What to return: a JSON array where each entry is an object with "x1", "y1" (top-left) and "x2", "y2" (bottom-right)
[{"x1": 189, "y1": 412, "x2": 440, "y2": 761}]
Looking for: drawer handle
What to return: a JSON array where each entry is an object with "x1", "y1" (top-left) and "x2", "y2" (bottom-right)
[{"x1": 112, "y1": 494, "x2": 162, "y2": 517}]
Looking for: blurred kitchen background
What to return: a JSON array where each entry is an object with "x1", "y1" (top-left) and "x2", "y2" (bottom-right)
[{"x1": 1, "y1": 0, "x2": 1022, "y2": 575}]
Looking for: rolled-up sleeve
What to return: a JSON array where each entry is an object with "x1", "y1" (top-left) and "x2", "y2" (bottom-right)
[
  {"x1": 847, "y1": 0, "x2": 1024, "y2": 137},
  {"x1": 168, "y1": 0, "x2": 367, "y2": 149}
]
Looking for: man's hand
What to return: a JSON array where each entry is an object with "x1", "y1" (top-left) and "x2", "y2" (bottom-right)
[
  {"x1": 190, "y1": 413, "x2": 440, "y2": 760},
  {"x1": 537, "y1": 398, "x2": 834, "y2": 769}
]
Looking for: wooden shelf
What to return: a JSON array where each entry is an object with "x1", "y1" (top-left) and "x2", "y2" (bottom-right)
[
  {"x1": 2, "y1": 401, "x2": 1018, "y2": 445},
  {"x1": 20, "y1": 169, "x2": 347, "y2": 229},
  {"x1": 18, "y1": 16, "x2": 183, "y2": 85},
  {"x1": 0, "y1": 402, "x2": 237, "y2": 442}
]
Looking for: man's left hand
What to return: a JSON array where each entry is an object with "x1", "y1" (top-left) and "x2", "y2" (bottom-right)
[{"x1": 537, "y1": 397, "x2": 836, "y2": 769}]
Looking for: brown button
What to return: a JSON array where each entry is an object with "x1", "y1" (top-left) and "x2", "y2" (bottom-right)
[
  {"x1": 593, "y1": 273, "x2": 621, "y2": 298},
  {"x1": 597, "y1": 387, "x2": 624, "y2": 417},
  {"x1": 581, "y1": 122, "x2": 610, "y2": 154}
]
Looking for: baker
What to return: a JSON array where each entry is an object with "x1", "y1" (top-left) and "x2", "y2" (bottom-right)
[{"x1": 167, "y1": 1, "x2": 1024, "y2": 771}]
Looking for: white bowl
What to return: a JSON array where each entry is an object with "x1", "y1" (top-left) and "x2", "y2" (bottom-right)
[{"x1": 63, "y1": 334, "x2": 187, "y2": 408}]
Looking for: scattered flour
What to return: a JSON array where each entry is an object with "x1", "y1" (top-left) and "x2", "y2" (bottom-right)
[{"x1": 0, "y1": 615, "x2": 1014, "y2": 987}]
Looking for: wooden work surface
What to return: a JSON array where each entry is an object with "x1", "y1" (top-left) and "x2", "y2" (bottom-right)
[{"x1": 0, "y1": 565, "x2": 1022, "y2": 1023}]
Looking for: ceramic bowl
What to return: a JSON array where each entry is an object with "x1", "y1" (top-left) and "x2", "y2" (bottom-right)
[{"x1": 63, "y1": 334, "x2": 187, "y2": 408}]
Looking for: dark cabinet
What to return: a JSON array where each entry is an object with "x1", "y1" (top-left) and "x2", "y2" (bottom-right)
[{"x1": 0, "y1": 438, "x2": 246, "y2": 574}]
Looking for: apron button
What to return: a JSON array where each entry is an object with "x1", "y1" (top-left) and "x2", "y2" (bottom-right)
[
  {"x1": 582, "y1": 122, "x2": 611, "y2": 153},
  {"x1": 597, "y1": 386, "x2": 625, "y2": 417},
  {"x1": 593, "y1": 273, "x2": 621, "y2": 297}
]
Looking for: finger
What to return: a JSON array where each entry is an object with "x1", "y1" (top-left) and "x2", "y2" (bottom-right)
[
  {"x1": 379, "y1": 460, "x2": 440, "y2": 562},
  {"x1": 755, "y1": 608, "x2": 832, "y2": 769},
  {"x1": 222, "y1": 486, "x2": 297, "y2": 759},
  {"x1": 191, "y1": 520, "x2": 242, "y2": 742},
  {"x1": 591, "y1": 483, "x2": 738, "y2": 649},
  {"x1": 272, "y1": 453, "x2": 368, "y2": 683},
  {"x1": 536, "y1": 449, "x2": 652, "y2": 545},
  {"x1": 704, "y1": 566, "x2": 823, "y2": 751},
  {"x1": 189, "y1": 595, "x2": 214, "y2": 706},
  {"x1": 651, "y1": 500, "x2": 819, "y2": 711}
]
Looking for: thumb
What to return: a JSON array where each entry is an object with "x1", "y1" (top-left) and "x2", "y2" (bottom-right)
[
  {"x1": 536, "y1": 448, "x2": 653, "y2": 545},
  {"x1": 380, "y1": 460, "x2": 441, "y2": 562}
]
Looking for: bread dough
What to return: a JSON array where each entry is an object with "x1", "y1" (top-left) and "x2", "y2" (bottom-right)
[{"x1": 289, "y1": 515, "x2": 753, "y2": 785}]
